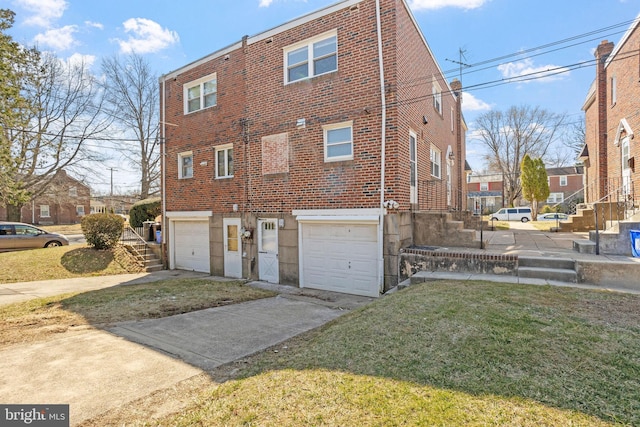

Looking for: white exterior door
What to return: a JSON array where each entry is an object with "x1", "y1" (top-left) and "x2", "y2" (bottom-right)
[
  {"x1": 622, "y1": 137, "x2": 632, "y2": 196},
  {"x1": 300, "y1": 222, "x2": 379, "y2": 297},
  {"x1": 258, "y1": 218, "x2": 279, "y2": 283},
  {"x1": 223, "y1": 218, "x2": 242, "y2": 278},
  {"x1": 173, "y1": 221, "x2": 210, "y2": 273}
]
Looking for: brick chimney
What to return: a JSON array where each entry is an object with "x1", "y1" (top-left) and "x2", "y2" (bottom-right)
[{"x1": 595, "y1": 40, "x2": 614, "y2": 198}]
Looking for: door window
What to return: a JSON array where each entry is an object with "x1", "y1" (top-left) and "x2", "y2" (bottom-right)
[{"x1": 227, "y1": 224, "x2": 238, "y2": 252}]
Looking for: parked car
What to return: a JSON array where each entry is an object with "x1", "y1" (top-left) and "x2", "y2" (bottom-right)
[
  {"x1": 489, "y1": 207, "x2": 533, "y2": 222},
  {"x1": 537, "y1": 213, "x2": 569, "y2": 221},
  {"x1": 0, "y1": 222, "x2": 69, "y2": 251}
]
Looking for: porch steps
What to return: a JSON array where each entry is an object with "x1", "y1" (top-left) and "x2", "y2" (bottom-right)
[
  {"x1": 517, "y1": 256, "x2": 577, "y2": 283},
  {"x1": 126, "y1": 242, "x2": 163, "y2": 272}
]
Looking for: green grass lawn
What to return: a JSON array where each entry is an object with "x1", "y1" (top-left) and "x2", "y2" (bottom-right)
[
  {"x1": 154, "y1": 281, "x2": 639, "y2": 426},
  {"x1": 0, "y1": 245, "x2": 143, "y2": 283}
]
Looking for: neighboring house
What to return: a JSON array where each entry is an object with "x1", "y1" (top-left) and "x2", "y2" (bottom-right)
[
  {"x1": 160, "y1": 0, "x2": 466, "y2": 297},
  {"x1": 544, "y1": 166, "x2": 584, "y2": 209},
  {"x1": 0, "y1": 170, "x2": 90, "y2": 225},
  {"x1": 90, "y1": 195, "x2": 138, "y2": 215},
  {"x1": 581, "y1": 15, "x2": 640, "y2": 204},
  {"x1": 466, "y1": 172, "x2": 504, "y2": 214}
]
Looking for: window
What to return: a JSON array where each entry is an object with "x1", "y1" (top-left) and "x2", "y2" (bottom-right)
[
  {"x1": 480, "y1": 182, "x2": 488, "y2": 191},
  {"x1": 40, "y1": 205, "x2": 50, "y2": 218},
  {"x1": 216, "y1": 144, "x2": 234, "y2": 178},
  {"x1": 184, "y1": 73, "x2": 217, "y2": 114},
  {"x1": 410, "y1": 131, "x2": 417, "y2": 204},
  {"x1": 285, "y1": 31, "x2": 337, "y2": 84},
  {"x1": 546, "y1": 193, "x2": 564, "y2": 204},
  {"x1": 611, "y1": 75, "x2": 617, "y2": 106},
  {"x1": 450, "y1": 107, "x2": 454, "y2": 132},
  {"x1": 323, "y1": 121, "x2": 353, "y2": 162},
  {"x1": 559, "y1": 176, "x2": 567, "y2": 186},
  {"x1": 76, "y1": 205, "x2": 85, "y2": 216},
  {"x1": 432, "y1": 79, "x2": 442, "y2": 115},
  {"x1": 69, "y1": 186, "x2": 77, "y2": 197},
  {"x1": 178, "y1": 152, "x2": 193, "y2": 179},
  {"x1": 430, "y1": 146, "x2": 441, "y2": 178}
]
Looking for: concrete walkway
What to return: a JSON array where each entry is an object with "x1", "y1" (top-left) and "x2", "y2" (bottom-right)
[{"x1": 0, "y1": 272, "x2": 373, "y2": 425}]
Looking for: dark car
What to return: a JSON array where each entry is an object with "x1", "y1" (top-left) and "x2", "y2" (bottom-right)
[{"x1": 0, "y1": 222, "x2": 69, "y2": 251}]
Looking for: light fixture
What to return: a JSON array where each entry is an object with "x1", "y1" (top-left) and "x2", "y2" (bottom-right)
[{"x1": 422, "y1": 116, "x2": 428, "y2": 124}]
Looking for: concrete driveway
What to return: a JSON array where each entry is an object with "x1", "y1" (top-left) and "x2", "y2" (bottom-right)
[{"x1": 0, "y1": 273, "x2": 372, "y2": 425}]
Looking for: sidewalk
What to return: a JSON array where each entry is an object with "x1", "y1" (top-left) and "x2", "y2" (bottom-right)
[{"x1": 0, "y1": 273, "x2": 372, "y2": 426}]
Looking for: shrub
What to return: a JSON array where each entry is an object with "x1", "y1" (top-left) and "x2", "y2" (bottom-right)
[
  {"x1": 129, "y1": 197, "x2": 161, "y2": 228},
  {"x1": 81, "y1": 213, "x2": 124, "y2": 250},
  {"x1": 540, "y1": 205, "x2": 553, "y2": 214}
]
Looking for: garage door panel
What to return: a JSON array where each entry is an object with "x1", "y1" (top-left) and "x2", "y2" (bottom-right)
[
  {"x1": 174, "y1": 221, "x2": 210, "y2": 273},
  {"x1": 300, "y1": 222, "x2": 379, "y2": 297}
]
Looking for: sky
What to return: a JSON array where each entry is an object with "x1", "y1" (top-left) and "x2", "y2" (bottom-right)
[{"x1": 5, "y1": 0, "x2": 640, "y2": 193}]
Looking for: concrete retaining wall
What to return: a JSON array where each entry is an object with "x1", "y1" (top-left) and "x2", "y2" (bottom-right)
[{"x1": 576, "y1": 259, "x2": 640, "y2": 292}]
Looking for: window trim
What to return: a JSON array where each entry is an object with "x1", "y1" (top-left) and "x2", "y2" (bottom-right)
[
  {"x1": 432, "y1": 78, "x2": 442, "y2": 115},
  {"x1": 559, "y1": 176, "x2": 567, "y2": 187},
  {"x1": 215, "y1": 144, "x2": 234, "y2": 179},
  {"x1": 480, "y1": 182, "x2": 488, "y2": 191},
  {"x1": 40, "y1": 205, "x2": 50, "y2": 218},
  {"x1": 178, "y1": 151, "x2": 194, "y2": 179},
  {"x1": 284, "y1": 30, "x2": 338, "y2": 84},
  {"x1": 69, "y1": 186, "x2": 77, "y2": 197},
  {"x1": 323, "y1": 121, "x2": 353, "y2": 162},
  {"x1": 76, "y1": 205, "x2": 85, "y2": 216},
  {"x1": 611, "y1": 75, "x2": 617, "y2": 106},
  {"x1": 184, "y1": 72, "x2": 217, "y2": 114},
  {"x1": 430, "y1": 146, "x2": 441, "y2": 179},
  {"x1": 409, "y1": 130, "x2": 418, "y2": 204}
]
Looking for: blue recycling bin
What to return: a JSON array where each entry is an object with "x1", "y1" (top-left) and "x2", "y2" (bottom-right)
[
  {"x1": 155, "y1": 230, "x2": 162, "y2": 244},
  {"x1": 630, "y1": 230, "x2": 640, "y2": 257}
]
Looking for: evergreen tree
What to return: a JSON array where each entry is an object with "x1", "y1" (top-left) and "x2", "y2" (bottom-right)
[{"x1": 521, "y1": 154, "x2": 550, "y2": 220}]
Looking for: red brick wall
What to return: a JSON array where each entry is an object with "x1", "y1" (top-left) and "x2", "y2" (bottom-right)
[
  {"x1": 162, "y1": 0, "x2": 461, "y2": 215},
  {"x1": 605, "y1": 26, "x2": 640, "y2": 193}
]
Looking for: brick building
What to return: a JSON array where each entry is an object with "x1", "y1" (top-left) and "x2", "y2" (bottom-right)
[
  {"x1": 0, "y1": 170, "x2": 90, "y2": 225},
  {"x1": 160, "y1": 0, "x2": 466, "y2": 296},
  {"x1": 581, "y1": 15, "x2": 640, "y2": 204},
  {"x1": 466, "y1": 172, "x2": 504, "y2": 214},
  {"x1": 545, "y1": 166, "x2": 584, "y2": 208}
]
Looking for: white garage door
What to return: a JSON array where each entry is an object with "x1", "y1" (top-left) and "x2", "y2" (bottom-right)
[
  {"x1": 173, "y1": 221, "x2": 210, "y2": 273},
  {"x1": 300, "y1": 222, "x2": 379, "y2": 297}
]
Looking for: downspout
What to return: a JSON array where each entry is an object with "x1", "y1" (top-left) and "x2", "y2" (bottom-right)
[
  {"x1": 375, "y1": 0, "x2": 386, "y2": 293},
  {"x1": 161, "y1": 77, "x2": 167, "y2": 267}
]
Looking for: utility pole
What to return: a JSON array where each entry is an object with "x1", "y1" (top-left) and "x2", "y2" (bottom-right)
[{"x1": 107, "y1": 167, "x2": 118, "y2": 197}]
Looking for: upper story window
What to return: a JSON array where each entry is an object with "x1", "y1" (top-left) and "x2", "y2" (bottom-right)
[
  {"x1": 323, "y1": 121, "x2": 353, "y2": 162},
  {"x1": 40, "y1": 205, "x2": 50, "y2": 218},
  {"x1": 430, "y1": 146, "x2": 441, "y2": 179},
  {"x1": 215, "y1": 144, "x2": 234, "y2": 179},
  {"x1": 76, "y1": 205, "x2": 85, "y2": 216},
  {"x1": 480, "y1": 182, "x2": 488, "y2": 191},
  {"x1": 611, "y1": 75, "x2": 617, "y2": 106},
  {"x1": 450, "y1": 107, "x2": 454, "y2": 132},
  {"x1": 184, "y1": 73, "x2": 217, "y2": 114},
  {"x1": 178, "y1": 151, "x2": 193, "y2": 179},
  {"x1": 69, "y1": 186, "x2": 77, "y2": 197},
  {"x1": 432, "y1": 79, "x2": 442, "y2": 115},
  {"x1": 559, "y1": 176, "x2": 567, "y2": 186},
  {"x1": 285, "y1": 31, "x2": 337, "y2": 84}
]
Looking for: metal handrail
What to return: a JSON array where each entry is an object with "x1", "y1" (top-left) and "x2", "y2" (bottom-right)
[{"x1": 120, "y1": 226, "x2": 149, "y2": 266}]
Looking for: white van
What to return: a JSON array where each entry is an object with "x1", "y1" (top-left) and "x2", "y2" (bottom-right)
[{"x1": 489, "y1": 207, "x2": 532, "y2": 222}]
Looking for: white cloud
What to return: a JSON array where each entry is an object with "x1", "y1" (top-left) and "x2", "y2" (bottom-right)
[
  {"x1": 66, "y1": 53, "x2": 96, "y2": 69},
  {"x1": 14, "y1": 0, "x2": 67, "y2": 27},
  {"x1": 497, "y1": 58, "x2": 570, "y2": 83},
  {"x1": 259, "y1": 0, "x2": 274, "y2": 6},
  {"x1": 84, "y1": 21, "x2": 104, "y2": 30},
  {"x1": 462, "y1": 92, "x2": 491, "y2": 113},
  {"x1": 116, "y1": 18, "x2": 179, "y2": 54},
  {"x1": 409, "y1": 0, "x2": 488, "y2": 11},
  {"x1": 33, "y1": 25, "x2": 77, "y2": 51}
]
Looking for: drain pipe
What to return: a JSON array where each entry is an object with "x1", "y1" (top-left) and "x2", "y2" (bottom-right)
[
  {"x1": 161, "y1": 77, "x2": 167, "y2": 265},
  {"x1": 375, "y1": 0, "x2": 387, "y2": 292}
]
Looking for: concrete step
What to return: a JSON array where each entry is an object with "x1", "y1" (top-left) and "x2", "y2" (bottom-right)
[
  {"x1": 518, "y1": 256, "x2": 575, "y2": 270},
  {"x1": 573, "y1": 240, "x2": 596, "y2": 254},
  {"x1": 517, "y1": 267, "x2": 577, "y2": 283}
]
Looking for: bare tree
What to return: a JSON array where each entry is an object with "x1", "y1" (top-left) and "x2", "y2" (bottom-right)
[
  {"x1": 6, "y1": 52, "x2": 110, "y2": 219},
  {"x1": 101, "y1": 54, "x2": 160, "y2": 199},
  {"x1": 475, "y1": 105, "x2": 565, "y2": 207}
]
